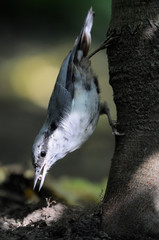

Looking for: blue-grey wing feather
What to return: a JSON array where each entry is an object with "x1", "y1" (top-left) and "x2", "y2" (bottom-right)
[
  {"x1": 46, "y1": 9, "x2": 90, "y2": 130},
  {"x1": 46, "y1": 50, "x2": 75, "y2": 129}
]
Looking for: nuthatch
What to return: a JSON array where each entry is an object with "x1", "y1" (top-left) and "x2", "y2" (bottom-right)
[{"x1": 32, "y1": 8, "x2": 116, "y2": 191}]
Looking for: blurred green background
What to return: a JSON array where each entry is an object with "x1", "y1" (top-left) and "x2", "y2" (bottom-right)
[{"x1": 0, "y1": 0, "x2": 115, "y2": 204}]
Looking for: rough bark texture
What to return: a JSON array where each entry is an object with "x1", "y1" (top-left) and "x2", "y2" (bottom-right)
[{"x1": 102, "y1": 1, "x2": 159, "y2": 239}]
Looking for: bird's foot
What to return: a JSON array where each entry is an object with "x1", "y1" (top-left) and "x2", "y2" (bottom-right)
[
  {"x1": 110, "y1": 121, "x2": 125, "y2": 136},
  {"x1": 100, "y1": 102, "x2": 124, "y2": 136},
  {"x1": 88, "y1": 32, "x2": 118, "y2": 58}
]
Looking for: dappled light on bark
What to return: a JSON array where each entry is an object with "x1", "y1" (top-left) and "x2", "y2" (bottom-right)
[{"x1": 102, "y1": 0, "x2": 159, "y2": 239}]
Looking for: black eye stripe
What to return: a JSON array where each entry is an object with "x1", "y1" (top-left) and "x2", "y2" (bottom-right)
[{"x1": 40, "y1": 151, "x2": 46, "y2": 157}]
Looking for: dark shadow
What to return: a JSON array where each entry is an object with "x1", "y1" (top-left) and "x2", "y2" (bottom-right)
[{"x1": 0, "y1": 198, "x2": 110, "y2": 240}]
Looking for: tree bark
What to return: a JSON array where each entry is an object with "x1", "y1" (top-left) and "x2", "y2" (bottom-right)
[{"x1": 102, "y1": 1, "x2": 159, "y2": 239}]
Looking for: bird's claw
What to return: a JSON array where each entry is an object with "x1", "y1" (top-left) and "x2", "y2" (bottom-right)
[
  {"x1": 88, "y1": 32, "x2": 118, "y2": 58},
  {"x1": 110, "y1": 120, "x2": 125, "y2": 136}
]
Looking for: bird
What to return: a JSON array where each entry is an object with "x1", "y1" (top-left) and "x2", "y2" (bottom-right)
[{"x1": 32, "y1": 7, "x2": 117, "y2": 191}]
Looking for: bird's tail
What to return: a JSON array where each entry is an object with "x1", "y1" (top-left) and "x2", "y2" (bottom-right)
[{"x1": 74, "y1": 7, "x2": 94, "y2": 58}]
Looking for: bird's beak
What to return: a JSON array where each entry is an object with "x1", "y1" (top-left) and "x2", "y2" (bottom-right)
[{"x1": 33, "y1": 163, "x2": 48, "y2": 191}]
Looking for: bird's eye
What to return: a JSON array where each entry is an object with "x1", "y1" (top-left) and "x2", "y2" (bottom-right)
[{"x1": 40, "y1": 151, "x2": 46, "y2": 157}]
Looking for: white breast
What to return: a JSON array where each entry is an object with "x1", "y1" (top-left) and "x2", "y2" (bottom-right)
[{"x1": 49, "y1": 80, "x2": 100, "y2": 160}]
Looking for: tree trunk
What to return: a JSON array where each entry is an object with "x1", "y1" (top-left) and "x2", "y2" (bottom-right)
[{"x1": 102, "y1": 1, "x2": 159, "y2": 239}]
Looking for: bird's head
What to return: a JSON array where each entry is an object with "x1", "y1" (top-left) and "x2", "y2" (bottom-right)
[
  {"x1": 32, "y1": 125, "x2": 56, "y2": 191},
  {"x1": 32, "y1": 121, "x2": 69, "y2": 191}
]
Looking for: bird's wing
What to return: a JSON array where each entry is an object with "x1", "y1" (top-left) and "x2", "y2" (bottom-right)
[
  {"x1": 46, "y1": 52, "x2": 73, "y2": 130},
  {"x1": 46, "y1": 8, "x2": 94, "y2": 130}
]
